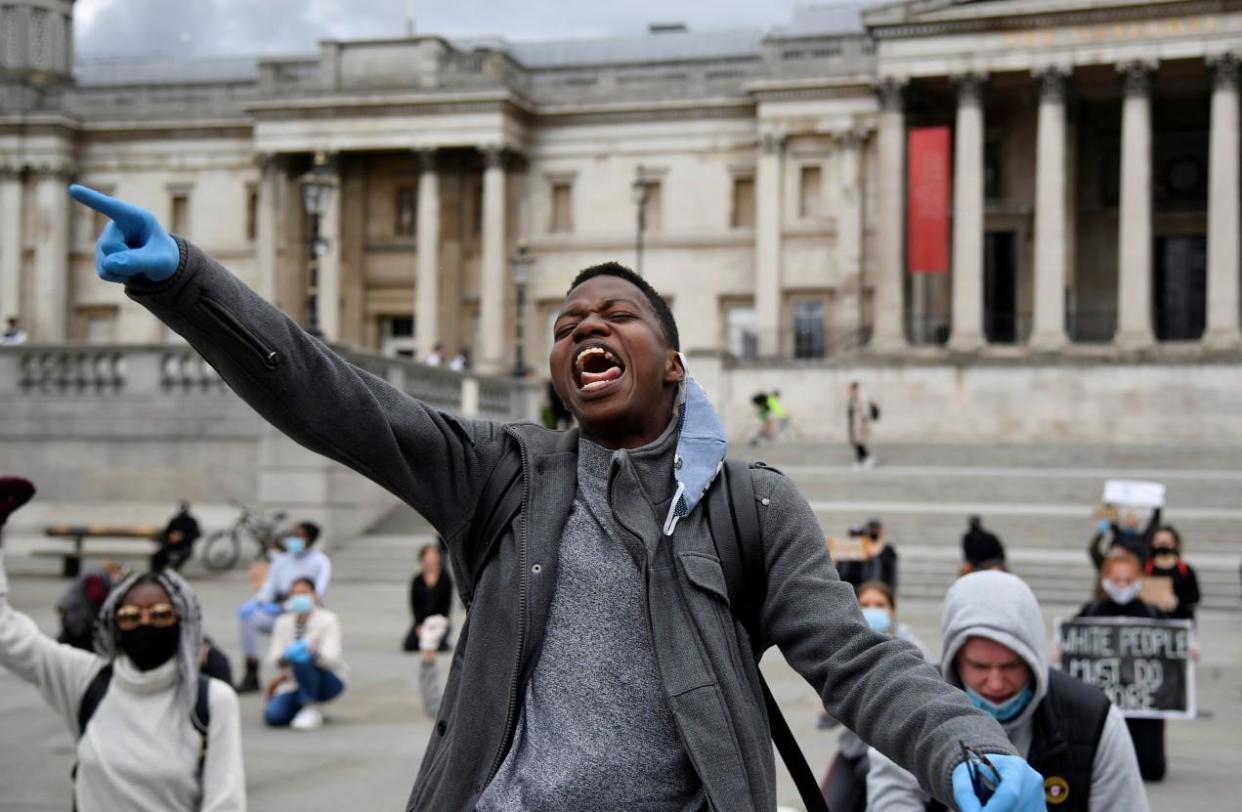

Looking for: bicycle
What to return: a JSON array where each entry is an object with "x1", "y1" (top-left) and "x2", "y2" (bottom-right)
[{"x1": 200, "y1": 502, "x2": 287, "y2": 572}]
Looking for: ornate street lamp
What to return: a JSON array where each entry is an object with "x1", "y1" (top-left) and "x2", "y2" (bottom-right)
[
  {"x1": 299, "y1": 152, "x2": 337, "y2": 337},
  {"x1": 631, "y1": 166, "x2": 655, "y2": 277},
  {"x1": 509, "y1": 243, "x2": 535, "y2": 378}
]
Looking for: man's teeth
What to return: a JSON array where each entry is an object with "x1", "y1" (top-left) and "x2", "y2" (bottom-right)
[{"x1": 575, "y1": 346, "x2": 618, "y2": 370}]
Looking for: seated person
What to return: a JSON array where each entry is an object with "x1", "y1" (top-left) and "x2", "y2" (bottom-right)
[
  {"x1": 236, "y1": 521, "x2": 330, "y2": 692},
  {"x1": 150, "y1": 501, "x2": 201, "y2": 572},
  {"x1": 403, "y1": 542, "x2": 453, "y2": 653},
  {"x1": 263, "y1": 577, "x2": 348, "y2": 731}
]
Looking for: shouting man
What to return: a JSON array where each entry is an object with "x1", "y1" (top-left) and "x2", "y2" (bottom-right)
[{"x1": 69, "y1": 185, "x2": 1043, "y2": 811}]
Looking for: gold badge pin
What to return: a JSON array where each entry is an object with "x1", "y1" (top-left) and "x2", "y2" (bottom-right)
[{"x1": 1045, "y1": 776, "x2": 1070, "y2": 805}]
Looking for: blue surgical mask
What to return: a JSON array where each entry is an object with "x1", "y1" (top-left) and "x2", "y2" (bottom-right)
[
  {"x1": 285, "y1": 594, "x2": 314, "y2": 615},
  {"x1": 283, "y1": 536, "x2": 306, "y2": 556},
  {"x1": 964, "y1": 683, "x2": 1034, "y2": 723},
  {"x1": 862, "y1": 607, "x2": 892, "y2": 634}
]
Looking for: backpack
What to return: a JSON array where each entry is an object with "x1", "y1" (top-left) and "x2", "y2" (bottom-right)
[
  {"x1": 75, "y1": 665, "x2": 212, "y2": 788},
  {"x1": 869, "y1": 401, "x2": 881, "y2": 422},
  {"x1": 466, "y1": 444, "x2": 830, "y2": 812}
]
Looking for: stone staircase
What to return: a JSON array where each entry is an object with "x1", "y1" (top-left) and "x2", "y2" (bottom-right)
[{"x1": 329, "y1": 443, "x2": 1241, "y2": 611}]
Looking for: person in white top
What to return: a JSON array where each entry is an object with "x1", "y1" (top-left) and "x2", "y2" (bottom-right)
[
  {"x1": 263, "y1": 577, "x2": 348, "y2": 731},
  {"x1": 236, "y1": 521, "x2": 331, "y2": 693},
  {"x1": 0, "y1": 478, "x2": 245, "y2": 812}
]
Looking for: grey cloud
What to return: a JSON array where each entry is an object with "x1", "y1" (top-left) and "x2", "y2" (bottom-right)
[{"x1": 76, "y1": 0, "x2": 814, "y2": 57}]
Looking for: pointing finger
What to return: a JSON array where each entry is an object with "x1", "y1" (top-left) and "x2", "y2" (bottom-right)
[{"x1": 68, "y1": 184, "x2": 149, "y2": 233}]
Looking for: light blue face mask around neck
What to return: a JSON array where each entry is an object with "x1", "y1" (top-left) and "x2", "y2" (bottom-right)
[
  {"x1": 662, "y1": 353, "x2": 728, "y2": 536},
  {"x1": 964, "y1": 683, "x2": 1035, "y2": 723}
]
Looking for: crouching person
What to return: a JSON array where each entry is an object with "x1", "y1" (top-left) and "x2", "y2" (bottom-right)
[
  {"x1": 263, "y1": 577, "x2": 347, "y2": 731},
  {"x1": 868, "y1": 571, "x2": 1148, "y2": 812}
]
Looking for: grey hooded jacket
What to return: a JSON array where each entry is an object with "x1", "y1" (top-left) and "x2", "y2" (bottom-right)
[
  {"x1": 867, "y1": 571, "x2": 1149, "y2": 812},
  {"x1": 129, "y1": 239, "x2": 1015, "y2": 811}
]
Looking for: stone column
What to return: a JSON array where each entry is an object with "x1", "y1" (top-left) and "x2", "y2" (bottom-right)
[
  {"x1": 1205, "y1": 54, "x2": 1241, "y2": 348},
  {"x1": 0, "y1": 167, "x2": 22, "y2": 324},
  {"x1": 254, "y1": 154, "x2": 281, "y2": 304},
  {"x1": 836, "y1": 130, "x2": 866, "y2": 342},
  {"x1": 755, "y1": 132, "x2": 785, "y2": 356},
  {"x1": 872, "y1": 79, "x2": 907, "y2": 350},
  {"x1": 316, "y1": 155, "x2": 342, "y2": 341},
  {"x1": 415, "y1": 149, "x2": 441, "y2": 360},
  {"x1": 950, "y1": 74, "x2": 986, "y2": 351},
  {"x1": 479, "y1": 147, "x2": 508, "y2": 373},
  {"x1": 1030, "y1": 68, "x2": 1070, "y2": 349},
  {"x1": 1115, "y1": 61, "x2": 1156, "y2": 348},
  {"x1": 31, "y1": 167, "x2": 70, "y2": 341}
]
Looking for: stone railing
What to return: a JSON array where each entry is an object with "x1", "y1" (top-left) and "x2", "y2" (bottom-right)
[{"x1": 0, "y1": 343, "x2": 538, "y2": 423}]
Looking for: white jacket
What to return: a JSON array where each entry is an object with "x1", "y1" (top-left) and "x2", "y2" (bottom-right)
[
  {"x1": 265, "y1": 606, "x2": 348, "y2": 695},
  {"x1": 0, "y1": 553, "x2": 246, "y2": 812}
]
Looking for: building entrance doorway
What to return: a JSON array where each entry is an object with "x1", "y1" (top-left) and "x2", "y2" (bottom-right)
[
  {"x1": 984, "y1": 231, "x2": 1018, "y2": 343},
  {"x1": 1155, "y1": 236, "x2": 1206, "y2": 341}
]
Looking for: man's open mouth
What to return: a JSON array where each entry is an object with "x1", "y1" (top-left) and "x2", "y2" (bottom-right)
[{"x1": 574, "y1": 345, "x2": 625, "y2": 392}]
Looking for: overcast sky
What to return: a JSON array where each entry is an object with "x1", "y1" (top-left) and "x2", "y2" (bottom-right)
[{"x1": 74, "y1": 0, "x2": 855, "y2": 59}]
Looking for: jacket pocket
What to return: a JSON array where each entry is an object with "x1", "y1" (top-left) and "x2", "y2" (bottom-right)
[
  {"x1": 200, "y1": 296, "x2": 281, "y2": 370},
  {"x1": 679, "y1": 552, "x2": 730, "y2": 603}
]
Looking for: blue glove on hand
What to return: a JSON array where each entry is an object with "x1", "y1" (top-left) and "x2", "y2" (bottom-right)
[
  {"x1": 261, "y1": 601, "x2": 283, "y2": 616},
  {"x1": 1096, "y1": 519, "x2": 1112, "y2": 533},
  {"x1": 68, "y1": 184, "x2": 180, "y2": 284},
  {"x1": 284, "y1": 639, "x2": 312, "y2": 665},
  {"x1": 238, "y1": 600, "x2": 259, "y2": 621},
  {"x1": 952, "y1": 754, "x2": 1045, "y2": 812}
]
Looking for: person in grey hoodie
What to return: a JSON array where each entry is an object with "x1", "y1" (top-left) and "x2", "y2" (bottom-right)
[
  {"x1": 67, "y1": 185, "x2": 1046, "y2": 812},
  {"x1": 867, "y1": 571, "x2": 1148, "y2": 812}
]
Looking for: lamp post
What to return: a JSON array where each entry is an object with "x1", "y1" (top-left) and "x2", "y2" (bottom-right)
[
  {"x1": 299, "y1": 152, "x2": 337, "y2": 337},
  {"x1": 631, "y1": 167, "x2": 654, "y2": 277},
  {"x1": 509, "y1": 243, "x2": 534, "y2": 378}
]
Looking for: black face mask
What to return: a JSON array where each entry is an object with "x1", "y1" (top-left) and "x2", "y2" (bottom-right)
[{"x1": 118, "y1": 623, "x2": 181, "y2": 671}]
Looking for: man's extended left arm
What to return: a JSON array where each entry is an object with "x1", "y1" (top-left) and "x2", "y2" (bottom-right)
[{"x1": 753, "y1": 472, "x2": 1029, "y2": 808}]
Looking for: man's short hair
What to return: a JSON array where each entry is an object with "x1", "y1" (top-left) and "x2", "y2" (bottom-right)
[
  {"x1": 298, "y1": 521, "x2": 321, "y2": 545},
  {"x1": 568, "y1": 262, "x2": 680, "y2": 351}
]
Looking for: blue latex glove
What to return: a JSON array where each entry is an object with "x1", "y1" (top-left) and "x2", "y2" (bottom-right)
[
  {"x1": 238, "y1": 600, "x2": 259, "y2": 621},
  {"x1": 284, "y1": 639, "x2": 312, "y2": 664},
  {"x1": 952, "y1": 755, "x2": 1045, "y2": 812},
  {"x1": 261, "y1": 601, "x2": 283, "y2": 616},
  {"x1": 1096, "y1": 519, "x2": 1112, "y2": 534},
  {"x1": 68, "y1": 185, "x2": 180, "y2": 284}
]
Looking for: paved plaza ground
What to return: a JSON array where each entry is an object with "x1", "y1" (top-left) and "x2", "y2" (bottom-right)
[{"x1": 1, "y1": 562, "x2": 1239, "y2": 811}]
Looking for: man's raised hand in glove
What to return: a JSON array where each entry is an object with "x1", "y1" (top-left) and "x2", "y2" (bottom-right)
[{"x1": 68, "y1": 185, "x2": 180, "y2": 284}]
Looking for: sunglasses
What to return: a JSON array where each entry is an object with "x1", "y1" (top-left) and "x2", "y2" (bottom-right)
[
  {"x1": 959, "y1": 741, "x2": 999, "y2": 805},
  {"x1": 115, "y1": 603, "x2": 178, "y2": 630}
]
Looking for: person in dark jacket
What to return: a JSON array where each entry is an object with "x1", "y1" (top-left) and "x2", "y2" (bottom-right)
[
  {"x1": 1078, "y1": 549, "x2": 1168, "y2": 782},
  {"x1": 1144, "y1": 525, "x2": 1200, "y2": 623},
  {"x1": 960, "y1": 515, "x2": 1006, "y2": 574},
  {"x1": 403, "y1": 541, "x2": 454, "y2": 652},
  {"x1": 69, "y1": 184, "x2": 1046, "y2": 812},
  {"x1": 837, "y1": 519, "x2": 898, "y2": 592},
  {"x1": 150, "y1": 501, "x2": 201, "y2": 572}
]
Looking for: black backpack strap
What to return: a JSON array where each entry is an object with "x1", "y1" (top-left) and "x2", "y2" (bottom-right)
[
  {"x1": 457, "y1": 441, "x2": 524, "y2": 608},
  {"x1": 191, "y1": 675, "x2": 212, "y2": 782},
  {"x1": 709, "y1": 460, "x2": 831, "y2": 812},
  {"x1": 77, "y1": 663, "x2": 113, "y2": 738}
]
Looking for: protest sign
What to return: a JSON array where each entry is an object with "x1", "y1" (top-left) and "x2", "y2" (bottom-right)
[
  {"x1": 1101, "y1": 479, "x2": 1166, "y2": 509},
  {"x1": 1056, "y1": 616, "x2": 1195, "y2": 719},
  {"x1": 827, "y1": 537, "x2": 868, "y2": 562}
]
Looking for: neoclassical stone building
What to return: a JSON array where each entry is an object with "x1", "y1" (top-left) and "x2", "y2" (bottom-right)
[{"x1": 2, "y1": 0, "x2": 1241, "y2": 379}]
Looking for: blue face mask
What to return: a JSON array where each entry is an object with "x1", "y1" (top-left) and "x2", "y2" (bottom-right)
[
  {"x1": 283, "y1": 536, "x2": 306, "y2": 556},
  {"x1": 285, "y1": 594, "x2": 314, "y2": 615},
  {"x1": 862, "y1": 607, "x2": 892, "y2": 634},
  {"x1": 964, "y1": 683, "x2": 1034, "y2": 723}
]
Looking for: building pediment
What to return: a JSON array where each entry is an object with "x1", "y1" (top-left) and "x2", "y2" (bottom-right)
[{"x1": 863, "y1": 0, "x2": 1210, "y2": 34}]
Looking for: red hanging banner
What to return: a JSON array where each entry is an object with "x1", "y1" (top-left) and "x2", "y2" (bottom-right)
[{"x1": 907, "y1": 126, "x2": 952, "y2": 275}]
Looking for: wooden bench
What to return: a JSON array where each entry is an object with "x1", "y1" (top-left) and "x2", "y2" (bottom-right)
[{"x1": 42, "y1": 525, "x2": 162, "y2": 577}]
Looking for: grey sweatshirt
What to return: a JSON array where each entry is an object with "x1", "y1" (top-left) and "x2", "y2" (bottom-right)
[
  {"x1": 867, "y1": 571, "x2": 1149, "y2": 812},
  {"x1": 477, "y1": 431, "x2": 704, "y2": 810}
]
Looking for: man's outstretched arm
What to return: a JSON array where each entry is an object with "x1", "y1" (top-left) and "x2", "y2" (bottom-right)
[
  {"x1": 68, "y1": 185, "x2": 504, "y2": 538},
  {"x1": 753, "y1": 472, "x2": 1041, "y2": 810}
]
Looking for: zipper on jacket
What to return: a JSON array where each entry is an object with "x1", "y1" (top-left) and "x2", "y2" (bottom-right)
[
  {"x1": 483, "y1": 427, "x2": 531, "y2": 786},
  {"x1": 200, "y1": 297, "x2": 281, "y2": 370}
]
